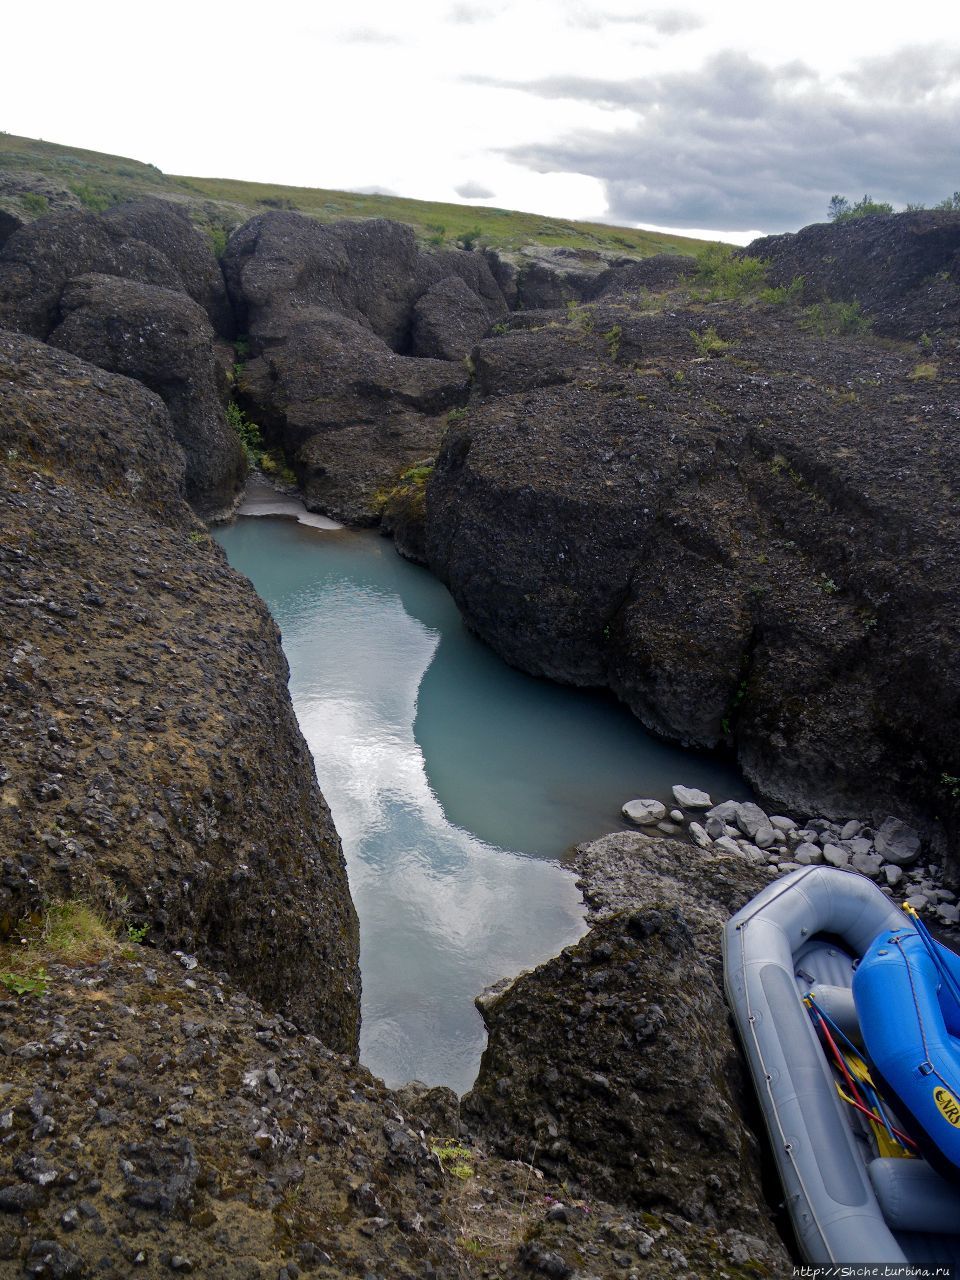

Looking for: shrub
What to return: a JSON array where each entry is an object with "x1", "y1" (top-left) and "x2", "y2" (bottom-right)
[
  {"x1": 799, "y1": 300, "x2": 872, "y2": 337},
  {"x1": 760, "y1": 276, "x2": 804, "y2": 305},
  {"x1": 694, "y1": 244, "x2": 768, "y2": 300},
  {"x1": 602, "y1": 324, "x2": 622, "y2": 360},
  {"x1": 690, "y1": 325, "x2": 729, "y2": 357},
  {"x1": 935, "y1": 192, "x2": 960, "y2": 211},
  {"x1": 460, "y1": 227, "x2": 484, "y2": 251},
  {"x1": 828, "y1": 194, "x2": 895, "y2": 223},
  {"x1": 226, "y1": 401, "x2": 264, "y2": 460},
  {"x1": 908, "y1": 361, "x2": 938, "y2": 381}
]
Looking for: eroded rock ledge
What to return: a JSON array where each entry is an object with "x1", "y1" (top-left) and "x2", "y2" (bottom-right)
[
  {"x1": 464, "y1": 832, "x2": 785, "y2": 1264},
  {"x1": 0, "y1": 331, "x2": 359, "y2": 1052}
]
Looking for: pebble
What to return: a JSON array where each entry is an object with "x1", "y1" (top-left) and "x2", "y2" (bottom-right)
[
  {"x1": 688, "y1": 822, "x2": 712, "y2": 850},
  {"x1": 793, "y1": 843, "x2": 822, "y2": 866},
  {"x1": 669, "y1": 809, "x2": 684, "y2": 823},
  {"x1": 769, "y1": 816, "x2": 796, "y2": 833},
  {"x1": 883, "y1": 864, "x2": 904, "y2": 889},
  {"x1": 822, "y1": 844, "x2": 849, "y2": 869}
]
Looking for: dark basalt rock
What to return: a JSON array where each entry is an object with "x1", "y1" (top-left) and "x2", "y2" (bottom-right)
[
  {"x1": 464, "y1": 832, "x2": 787, "y2": 1263},
  {"x1": 410, "y1": 274, "x2": 498, "y2": 361},
  {"x1": 240, "y1": 310, "x2": 467, "y2": 523},
  {"x1": 102, "y1": 199, "x2": 234, "y2": 336},
  {"x1": 0, "y1": 330, "x2": 360, "y2": 1051},
  {"x1": 0, "y1": 201, "x2": 232, "y2": 340},
  {"x1": 48, "y1": 274, "x2": 245, "y2": 516},
  {"x1": 222, "y1": 212, "x2": 505, "y2": 520},
  {"x1": 425, "y1": 296, "x2": 960, "y2": 859},
  {"x1": 747, "y1": 209, "x2": 960, "y2": 339}
]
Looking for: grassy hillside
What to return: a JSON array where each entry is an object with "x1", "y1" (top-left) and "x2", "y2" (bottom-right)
[{"x1": 0, "y1": 131, "x2": 707, "y2": 257}]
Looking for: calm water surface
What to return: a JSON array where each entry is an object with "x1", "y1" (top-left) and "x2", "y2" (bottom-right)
[{"x1": 215, "y1": 515, "x2": 750, "y2": 1092}]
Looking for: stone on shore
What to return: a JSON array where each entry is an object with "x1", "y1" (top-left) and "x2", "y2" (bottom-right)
[
  {"x1": 689, "y1": 822, "x2": 712, "y2": 849},
  {"x1": 822, "y1": 843, "x2": 850, "y2": 868},
  {"x1": 672, "y1": 784, "x2": 712, "y2": 809},
  {"x1": 622, "y1": 798, "x2": 666, "y2": 825},
  {"x1": 874, "y1": 817, "x2": 922, "y2": 866}
]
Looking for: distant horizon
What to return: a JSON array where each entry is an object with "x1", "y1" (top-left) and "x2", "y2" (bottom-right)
[{"x1": 3, "y1": 1, "x2": 957, "y2": 245}]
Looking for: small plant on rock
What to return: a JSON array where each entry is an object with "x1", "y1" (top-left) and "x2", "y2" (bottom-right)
[
  {"x1": 431, "y1": 1139, "x2": 475, "y2": 1180},
  {"x1": 689, "y1": 325, "x2": 729, "y2": 357}
]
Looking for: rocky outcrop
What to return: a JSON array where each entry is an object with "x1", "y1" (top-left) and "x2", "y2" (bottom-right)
[
  {"x1": 424, "y1": 293, "x2": 960, "y2": 859},
  {"x1": 102, "y1": 198, "x2": 234, "y2": 336},
  {"x1": 0, "y1": 331, "x2": 359, "y2": 1050},
  {"x1": 0, "y1": 929, "x2": 778, "y2": 1280},
  {"x1": 0, "y1": 171, "x2": 84, "y2": 248},
  {"x1": 747, "y1": 210, "x2": 960, "y2": 339},
  {"x1": 239, "y1": 310, "x2": 467, "y2": 523},
  {"x1": 223, "y1": 212, "x2": 505, "y2": 521},
  {"x1": 0, "y1": 203, "x2": 231, "y2": 341},
  {"x1": 464, "y1": 832, "x2": 788, "y2": 1270},
  {"x1": 410, "y1": 274, "x2": 497, "y2": 361},
  {"x1": 0, "y1": 202, "x2": 242, "y2": 515},
  {"x1": 48, "y1": 273, "x2": 245, "y2": 515},
  {"x1": 481, "y1": 246, "x2": 696, "y2": 310}
]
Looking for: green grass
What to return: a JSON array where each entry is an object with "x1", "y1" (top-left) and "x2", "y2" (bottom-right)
[{"x1": 0, "y1": 131, "x2": 708, "y2": 258}]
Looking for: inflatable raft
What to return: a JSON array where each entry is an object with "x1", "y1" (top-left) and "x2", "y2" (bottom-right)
[{"x1": 724, "y1": 866, "x2": 960, "y2": 1266}]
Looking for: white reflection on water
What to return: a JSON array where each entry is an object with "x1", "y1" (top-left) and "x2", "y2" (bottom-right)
[{"x1": 281, "y1": 581, "x2": 586, "y2": 1093}]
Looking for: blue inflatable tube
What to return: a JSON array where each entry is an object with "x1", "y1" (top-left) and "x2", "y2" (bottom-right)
[{"x1": 853, "y1": 927, "x2": 960, "y2": 1181}]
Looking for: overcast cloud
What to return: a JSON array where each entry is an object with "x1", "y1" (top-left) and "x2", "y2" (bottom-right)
[
  {"x1": 3, "y1": 1, "x2": 959, "y2": 240},
  {"x1": 571, "y1": 8, "x2": 703, "y2": 34},
  {"x1": 496, "y1": 47, "x2": 960, "y2": 230},
  {"x1": 455, "y1": 181, "x2": 498, "y2": 199}
]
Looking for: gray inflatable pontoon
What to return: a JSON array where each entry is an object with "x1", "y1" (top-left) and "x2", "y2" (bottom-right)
[{"x1": 724, "y1": 865, "x2": 960, "y2": 1266}]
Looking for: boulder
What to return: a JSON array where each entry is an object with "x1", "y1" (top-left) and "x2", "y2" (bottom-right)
[
  {"x1": 622, "y1": 798, "x2": 666, "y2": 825},
  {"x1": 672, "y1": 784, "x2": 711, "y2": 809},
  {"x1": 734, "y1": 802, "x2": 770, "y2": 839},
  {"x1": 240, "y1": 310, "x2": 467, "y2": 523},
  {"x1": 793, "y1": 842, "x2": 823, "y2": 865},
  {"x1": 875, "y1": 816, "x2": 922, "y2": 866},
  {"x1": 0, "y1": 202, "x2": 232, "y2": 339},
  {"x1": 822, "y1": 844, "x2": 850, "y2": 869},
  {"x1": 424, "y1": 285, "x2": 959, "y2": 864},
  {"x1": 221, "y1": 213, "x2": 507, "y2": 520},
  {"x1": 102, "y1": 198, "x2": 233, "y2": 335},
  {"x1": 464, "y1": 832, "x2": 788, "y2": 1266},
  {"x1": 689, "y1": 821, "x2": 712, "y2": 849},
  {"x1": 48, "y1": 273, "x2": 245, "y2": 515},
  {"x1": 410, "y1": 274, "x2": 495, "y2": 361}
]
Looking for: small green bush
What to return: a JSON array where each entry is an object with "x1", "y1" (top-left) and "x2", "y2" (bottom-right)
[
  {"x1": 460, "y1": 227, "x2": 484, "y2": 251},
  {"x1": 602, "y1": 324, "x2": 622, "y2": 360},
  {"x1": 799, "y1": 300, "x2": 872, "y2": 337},
  {"x1": 690, "y1": 325, "x2": 729, "y2": 357},
  {"x1": 828, "y1": 194, "x2": 895, "y2": 222},
  {"x1": 760, "y1": 276, "x2": 804, "y2": 305},
  {"x1": 694, "y1": 244, "x2": 768, "y2": 300},
  {"x1": 226, "y1": 401, "x2": 264, "y2": 459}
]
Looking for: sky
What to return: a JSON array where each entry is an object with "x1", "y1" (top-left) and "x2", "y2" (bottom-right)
[{"x1": 3, "y1": 0, "x2": 959, "y2": 244}]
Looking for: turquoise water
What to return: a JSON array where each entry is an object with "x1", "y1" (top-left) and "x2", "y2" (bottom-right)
[{"x1": 215, "y1": 517, "x2": 750, "y2": 1092}]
